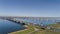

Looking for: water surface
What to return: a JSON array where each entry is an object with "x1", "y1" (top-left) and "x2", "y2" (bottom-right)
[{"x1": 0, "y1": 19, "x2": 24, "y2": 34}]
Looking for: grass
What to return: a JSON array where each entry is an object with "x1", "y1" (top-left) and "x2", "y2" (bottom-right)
[
  {"x1": 31, "y1": 23, "x2": 60, "y2": 34},
  {"x1": 9, "y1": 23, "x2": 60, "y2": 34},
  {"x1": 9, "y1": 24, "x2": 35, "y2": 34},
  {"x1": 32, "y1": 30, "x2": 60, "y2": 34},
  {"x1": 48, "y1": 24, "x2": 60, "y2": 28}
]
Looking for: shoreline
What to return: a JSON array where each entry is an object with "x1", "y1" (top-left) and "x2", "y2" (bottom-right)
[
  {"x1": 8, "y1": 25, "x2": 28, "y2": 34},
  {"x1": 9, "y1": 29, "x2": 28, "y2": 34}
]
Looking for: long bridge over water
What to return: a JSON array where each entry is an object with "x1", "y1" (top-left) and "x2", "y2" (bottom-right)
[{"x1": 0, "y1": 16, "x2": 60, "y2": 25}]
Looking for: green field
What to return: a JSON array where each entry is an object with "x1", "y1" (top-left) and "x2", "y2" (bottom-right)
[
  {"x1": 10, "y1": 23, "x2": 60, "y2": 34},
  {"x1": 48, "y1": 24, "x2": 60, "y2": 28},
  {"x1": 10, "y1": 24, "x2": 36, "y2": 34},
  {"x1": 32, "y1": 23, "x2": 60, "y2": 34}
]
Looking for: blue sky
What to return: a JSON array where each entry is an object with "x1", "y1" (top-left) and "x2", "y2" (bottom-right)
[{"x1": 0, "y1": 0, "x2": 60, "y2": 17}]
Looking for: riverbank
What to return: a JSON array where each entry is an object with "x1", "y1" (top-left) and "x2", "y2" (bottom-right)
[
  {"x1": 9, "y1": 24, "x2": 36, "y2": 34},
  {"x1": 9, "y1": 29, "x2": 28, "y2": 34},
  {"x1": 8, "y1": 25, "x2": 28, "y2": 34},
  {"x1": 9, "y1": 23, "x2": 60, "y2": 34}
]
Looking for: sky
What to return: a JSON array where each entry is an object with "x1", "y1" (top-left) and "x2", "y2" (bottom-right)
[{"x1": 0, "y1": 0, "x2": 60, "y2": 17}]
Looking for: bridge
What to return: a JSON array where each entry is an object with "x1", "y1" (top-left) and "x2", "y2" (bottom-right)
[
  {"x1": 0, "y1": 16, "x2": 60, "y2": 25},
  {"x1": 6, "y1": 18, "x2": 26, "y2": 25}
]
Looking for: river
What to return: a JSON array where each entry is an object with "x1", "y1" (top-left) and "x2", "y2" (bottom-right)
[{"x1": 0, "y1": 19, "x2": 25, "y2": 34}]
